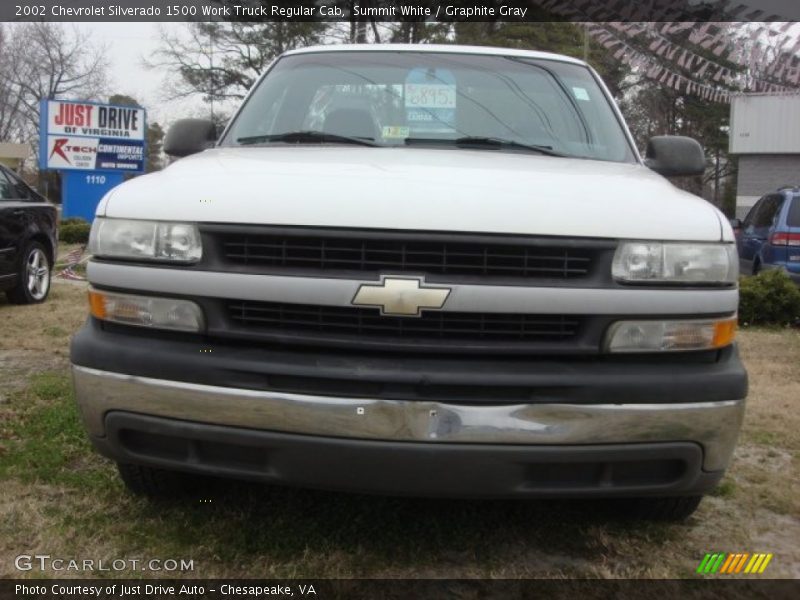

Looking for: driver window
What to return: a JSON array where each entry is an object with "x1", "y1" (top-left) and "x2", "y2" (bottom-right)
[
  {"x1": 742, "y1": 197, "x2": 764, "y2": 231},
  {"x1": 2, "y1": 168, "x2": 31, "y2": 200},
  {"x1": 753, "y1": 195, "x2": 784, "y2": 230},
  {"x1": 0, "y1": 169, "x2": 16, "y2": 200}
]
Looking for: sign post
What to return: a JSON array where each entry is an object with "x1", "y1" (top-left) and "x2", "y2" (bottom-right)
[
  {"x1": 39, "y1": 99, "x2": 147, "y2": 221},
  {"x1": 60, "y1": 171, "x2": 125, "y2": 222}
]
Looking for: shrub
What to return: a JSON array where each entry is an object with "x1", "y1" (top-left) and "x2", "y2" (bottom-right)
[
  {"x1": 60, "y1": 217, "x2": 87, "y2": 226},
  {"x1": 738, "y1": 269, "x2": 800, "y2": 326},
  {"x1": 59, "y1": 218, "x2": 91, "y2": 244}
]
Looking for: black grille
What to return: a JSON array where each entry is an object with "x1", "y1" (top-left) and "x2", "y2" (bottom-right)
[
  {"x1": 217, "y1": 232, "x2": 596, "y2": 279},
  {"x1": 226, "y1": 300, "x2": 581, "y2": 343}
]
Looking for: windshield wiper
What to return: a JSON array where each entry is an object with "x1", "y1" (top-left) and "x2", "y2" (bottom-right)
[
  {"x1": 455, "y1": 136, "x2": 567, "y2": 156},
  {"x1": 406, "y1": 136, "x2": 566, "y2": 157},
  {"x1": 237, "y1": 131, "x2": 378, "y2": 147}
]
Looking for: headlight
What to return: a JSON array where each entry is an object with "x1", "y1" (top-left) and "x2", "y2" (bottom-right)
[
  {"x1": 605, "y1": 316, "x2": 737, "y2": 353},
  {"x1": 89, "y1": 218, "x2": 201, "y2": 263},
  {"x1": 88, "y1": 288, "x2": 204, "y2": 332},
  {"x1": 612, "y1": 242, "x2": 737, "y2": 284}
]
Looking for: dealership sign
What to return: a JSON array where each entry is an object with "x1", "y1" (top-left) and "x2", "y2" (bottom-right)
[
  {"x1": 39, "y1": 100, "x2": 146, "y2": 173},
  {"x1": 38, "y1": 99, "x2": 146, "y2": 222}
]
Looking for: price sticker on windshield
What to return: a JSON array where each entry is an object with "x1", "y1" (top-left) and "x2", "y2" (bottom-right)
[{"x1": 404, "y1": 84, "x2": 457, "y2": 108}]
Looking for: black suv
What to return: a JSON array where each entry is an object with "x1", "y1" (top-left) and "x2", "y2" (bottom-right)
[{"x1": 0, "y1": 165, "x2": 57, "y2": 304}]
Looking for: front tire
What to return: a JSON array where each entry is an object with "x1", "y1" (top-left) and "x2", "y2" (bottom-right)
[
  {"x1": 620, "y1": 495, "x2": 703, "y2": 521},
  {"x1": 117, "y1": 463, "x2": 206, "y2": 498},
  {"x1": 6, "y1": 241, "x2": 51, "y2": 304}
]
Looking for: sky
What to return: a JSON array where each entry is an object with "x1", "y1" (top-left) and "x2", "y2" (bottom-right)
[
  {"x1": 11, "y1": 20, "x2": 800, "y2": 130},
  {"x1": 79, "y1": 22, "x2": 209, "y2": 126}
]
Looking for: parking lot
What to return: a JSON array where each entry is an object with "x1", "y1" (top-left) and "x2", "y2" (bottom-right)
[{"x1": 1, "y1": 273, "x2": 799, "y2": 579}]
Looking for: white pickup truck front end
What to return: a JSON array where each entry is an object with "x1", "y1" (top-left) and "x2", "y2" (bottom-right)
[{"x1": 71, "y1": 45, "x2": 747, "y2": 519}]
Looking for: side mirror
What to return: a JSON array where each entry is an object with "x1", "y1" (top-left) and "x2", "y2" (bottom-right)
[
  {"x1": 729, "y1": 218, "x2": 743, "y2": 230},
  {"x1": 645, "y1": 135, "x2": 706, "y2": 177},
  {"x1": 164, "y1": 119, "x2": 217, "y2": 157}
]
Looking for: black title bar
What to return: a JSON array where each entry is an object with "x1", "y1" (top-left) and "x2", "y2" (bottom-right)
[
  {"x1": 3, "y1": 0, "x2": 800, "y2": 23},
  {"x1": 2, "y1": 579, "x2": 800, "y2": 600}
]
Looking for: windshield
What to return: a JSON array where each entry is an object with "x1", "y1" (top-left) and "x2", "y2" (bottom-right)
[{"x1": 221, "y1": 50, "x2": 636, "y2": 163}]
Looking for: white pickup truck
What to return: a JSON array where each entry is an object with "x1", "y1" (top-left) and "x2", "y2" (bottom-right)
[{"x1": 71, "y1": 44, "x2": 747, "y2": 520}]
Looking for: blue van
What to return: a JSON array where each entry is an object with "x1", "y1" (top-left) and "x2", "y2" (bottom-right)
[{"x1": 734, "y1": 187, "x2": 800, "y2": 284}]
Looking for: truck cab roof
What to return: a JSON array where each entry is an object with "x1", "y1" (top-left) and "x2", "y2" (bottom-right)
[{"x1": 282, "y1": 43, "x2": 589, "y2": 67}]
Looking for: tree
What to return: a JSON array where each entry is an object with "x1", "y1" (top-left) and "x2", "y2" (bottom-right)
[
  {"x1": 0, "y1": 23, "x2": 108, "y2": 194},
  {"x1": 452, "y1": 22, "x2": 632, "y2": 100},
  {"x1": 2, "y1": 23, "x2": 108, "y2": 140},
  {"x1": 149, "y1": 21, "x2": 328, "y2": 106},
  {"x1": 146, "y1": 123, "x2": 165, "y2": 173},
  {"x1": 382, "y1": 20, "x2": 451, "y2": 44},
  {"x1": 0, "y1": 24, "x2": 26, "y2": 141},
  {"x1": 612, "y1": 25, "x2": 744, "y2": 201},
  {"x1": 108, "y1": 94, "x2": 165, "y2": 173}
]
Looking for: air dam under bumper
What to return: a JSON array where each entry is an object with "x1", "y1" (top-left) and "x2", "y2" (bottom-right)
[{"x1": 72, "y1": 365, "x2": 745, "y2": 498}]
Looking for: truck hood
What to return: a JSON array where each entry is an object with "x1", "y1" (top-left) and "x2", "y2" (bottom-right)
[{"x1": 102, "y1": 147, "x2": 725, "y2": 241}]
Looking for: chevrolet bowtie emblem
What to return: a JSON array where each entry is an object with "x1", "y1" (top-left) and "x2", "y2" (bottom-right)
[{"x1": 352, "y1": 277, "x2": 451, "y2": 316}]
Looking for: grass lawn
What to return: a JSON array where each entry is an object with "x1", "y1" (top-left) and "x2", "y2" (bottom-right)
[{"x1": 1, "y1": 276, "x2": 798, "y2": 579}]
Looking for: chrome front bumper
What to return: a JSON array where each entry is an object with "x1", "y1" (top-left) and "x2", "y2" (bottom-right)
[{"x1": 72, "y1": 365, "x2": 745, "y2": 472}]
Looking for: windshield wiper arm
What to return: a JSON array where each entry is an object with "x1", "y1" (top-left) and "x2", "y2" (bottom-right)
[
  {"x1": 237, "y1": 131, "x2": 378, "y2": 147},
  {"x1": 404, "y1": 136, "x2": 566, "y2": 156},
  {"x1": 452, "y1": 136, "x2": 567, "y2": 157}
]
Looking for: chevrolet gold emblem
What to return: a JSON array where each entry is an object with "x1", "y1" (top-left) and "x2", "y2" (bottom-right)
[{"x1": 352, "y1": 277, "x2": 451, "y2": 316}]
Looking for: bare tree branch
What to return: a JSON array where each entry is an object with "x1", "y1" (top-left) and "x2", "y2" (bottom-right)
[
  {"x1": 146, "y1": 22, "x2": 329, "y2": 106},
  {"x1": 0, "y1": 23, "x2": 109, "y2": 147}
]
